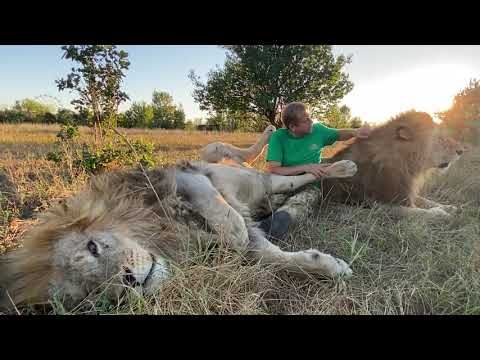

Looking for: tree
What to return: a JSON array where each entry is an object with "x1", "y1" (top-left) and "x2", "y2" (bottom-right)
[
  {"x1": 14, "y1": 98, "x2": 55, "y2": 116},
  {"x1": 206, "y1": 110, "x2": 268, "y2": 132},
  {"x1": 122, "y1": 101, "x2": 154, "y2": 128},
  {"x1": 322, "y1": 104, "x2": 349, "y2": 128},
  {"x1": 12, "y1": 98, "x2": 56, "y2": 123},
  {"x1": 436, "y1": 78, "x2": 480, "y2": 145},
  {"x1": 349, "y1": 116, "x2": 363, "y2": 128},
  {"x1": 173, "y1": 104, "x2": 186, "y2": 129},
  {"x1": 189, "y1": 45, "x2": 353, "y2": 127},
  {"x1": 56, "y1": 45, "x2": 130, "y2": 145},
  {"x1": 0, "y1": 108, "x2": 24, "y2": 123},
  {"x1": 151, "y1": 90, "x2": 185, "y2": 129},
  {"x1": 56, "y1": 108, "x2": 78, "y2": 125}
]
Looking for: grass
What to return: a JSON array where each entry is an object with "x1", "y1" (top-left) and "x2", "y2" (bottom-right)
[{"x1": 1, "y1": 123, "x2": 479, "y2": 315}]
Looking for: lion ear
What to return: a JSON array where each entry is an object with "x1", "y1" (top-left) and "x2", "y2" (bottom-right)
[{"x1": 397, "y1": 126, "x2": 413, "y2": 140}]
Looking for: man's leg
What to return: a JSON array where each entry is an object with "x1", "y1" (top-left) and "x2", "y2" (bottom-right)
[{"x1": 259, "y1": 185, "x2": 320, "y2": 241}]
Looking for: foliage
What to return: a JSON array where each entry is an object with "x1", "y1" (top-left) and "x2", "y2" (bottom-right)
[
  {"x1": 323, "y1": 104, "x2": 364, "y2": 129},
  {"x1": 206, "y1": 110, "x2": 269, "y2": 132},
  {"x1": 47, "y1": 123, "x2": 155, "y2": 174},
  {"x1": 0, "y1": 98, "x2": 57, "y2": 124},
  {"x1": 436, "y1": 78, "x2": 480, "y2": 145},
  {"x1": 56, "y1": 45, "x2": 130, "y2": 144},
  {"x1": 120, "y1": 101, "x2": 154, "y2": 128},
  {"x1": 190, "y1": 45, "x2": 353, "y2": 127},
  {"x1": 151, "y1": 90, "x2": 186, "y2": 129}
]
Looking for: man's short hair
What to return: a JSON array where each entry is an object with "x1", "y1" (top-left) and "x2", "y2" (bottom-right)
[{"x1": 281, "y1": 102, "x2": 308, "y2": 129}]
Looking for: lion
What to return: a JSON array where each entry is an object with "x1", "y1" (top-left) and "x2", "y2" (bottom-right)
[
  {"x1": 319, "y1": 110, "x2": 464, "y2": 218},
  {"x1": 0, "y1": 158, "x2": 357, "y2": 311},
  {"x1": 199, "y1": 125, "x2": 276, "y2": 167}
]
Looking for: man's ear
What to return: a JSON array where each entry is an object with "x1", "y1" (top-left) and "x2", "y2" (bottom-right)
[{"x1": 397, "y1": 126, "x2": 413, "y2": 140}]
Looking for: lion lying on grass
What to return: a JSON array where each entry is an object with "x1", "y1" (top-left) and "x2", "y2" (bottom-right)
[
  {"x1": 320, "y1": 110, "x2": 464, "y2": 218},
  {"x1": 0, "y1": 158, "x2": 357, "y2": 311}
]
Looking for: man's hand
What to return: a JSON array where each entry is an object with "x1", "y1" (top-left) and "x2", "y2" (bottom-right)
[
  {"x1": 303, "y1": 164, "x2": 331, "y2": 179},
  {"x1": 354, "y1": 125, "x2": 372, "y2": 139}
]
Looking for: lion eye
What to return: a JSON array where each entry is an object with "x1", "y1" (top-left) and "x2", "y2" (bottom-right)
[{"x1": 87, "y1": 240, "x2": 99, "y2": 257}]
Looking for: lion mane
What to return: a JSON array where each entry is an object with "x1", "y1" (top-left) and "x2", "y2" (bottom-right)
[
  {"x1": 0, "y1": 168, "x2": 196, "y2": 308},
  {"x1": 322, "y1": 110, "x2": 463, "y2": 208}
]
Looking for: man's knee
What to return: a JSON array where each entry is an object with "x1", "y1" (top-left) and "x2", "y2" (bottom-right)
[{"x1": 258, "y1": 210, "x2": 294, "y2": 242}]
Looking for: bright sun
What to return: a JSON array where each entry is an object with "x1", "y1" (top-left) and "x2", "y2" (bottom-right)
[{"x1": 343, "y1": 63, "x2": 477, "y2": 124}]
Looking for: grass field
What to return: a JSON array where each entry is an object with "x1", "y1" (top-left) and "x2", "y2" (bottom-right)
[{"x1": 1, "y1": 123, "x2": 479, "y2": 315}]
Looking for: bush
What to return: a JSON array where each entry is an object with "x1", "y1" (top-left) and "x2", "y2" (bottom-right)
[{"x1": 47, "y1": 125, "x2": 156, "y2": 174}]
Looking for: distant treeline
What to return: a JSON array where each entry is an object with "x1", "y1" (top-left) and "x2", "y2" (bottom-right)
[
  {"x1": 0, "y1": 97, "x2": 365, "y2": 132},
  {"x1": 0, "y1": 91, "x2": 188, "y2": 130}
]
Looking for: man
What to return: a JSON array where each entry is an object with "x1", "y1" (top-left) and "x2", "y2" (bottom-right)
[{"x1": 259, "y1": 101, "x2": 371, "y2": 240}]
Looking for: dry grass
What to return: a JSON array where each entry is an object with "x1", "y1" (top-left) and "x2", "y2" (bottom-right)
[{"x1": 1, "y1": 123, "x2": 479, "y2": 315}]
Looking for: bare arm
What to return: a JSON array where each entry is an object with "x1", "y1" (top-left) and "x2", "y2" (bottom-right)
[
  {"x1": 337, "y1": 129, "x2": 357, "y2": 141},
  {"x1": 337, "y1": 125, "x2": 371, "y2": 141},
  {"x1": 266, "y1": 161, "x2": 330, "y2": 178}
]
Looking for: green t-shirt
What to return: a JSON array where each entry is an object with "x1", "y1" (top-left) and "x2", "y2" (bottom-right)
[{"x1": 266, "y1": 122, "x2": 339, "y2": 166}]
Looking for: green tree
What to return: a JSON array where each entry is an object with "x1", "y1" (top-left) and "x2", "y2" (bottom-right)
[
  {"x1": 173, "y1": 104, "x2": 186, "y2": 129},
  {"x1": 206, "y1": 112, "x2": 226, "y2": 129},
  {"x1": 122, "y1": 101, "x2": 154, "y2": 128},
  {"x1": 14, "y1": 98, "x2": 55, "y2": 115},
  {"x1": 151, "y1": 90, "x2": 185, "y2": 129},
  {"x1": 56, "y1": 45, "x2": 130, "y2": 145},
  {"x1": 0, "y1": 108, "x2": 24, "y2": 123},
  {"x1": 323, "y1": 104, "x2": 351, "y2": 129},
  {"x1": 349, "y1": 116, "x2": 363, "y2": 128},
  {"x1": 322, "y1": 104, "x2": 363, "y2": 129},
  {"x1": 206, "y1": 110, "x2": 268, "y2": 132},
  {"x1": 56, "y1": 108, "x2": 78, "y2": 125},
  {"x1": 437, "y1": 78, "x2": 480, "y2": 145},
  {"x1": 189, "y1": 45, "x2": 353, "y2": 127},
  {"x1": 12, "y1": 98, "x2": 56, "y2": 123}
]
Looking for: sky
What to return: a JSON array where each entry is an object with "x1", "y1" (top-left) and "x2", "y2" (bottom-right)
[{"x1": 0, "y1": 45, "x2": 479, "y2": 124}]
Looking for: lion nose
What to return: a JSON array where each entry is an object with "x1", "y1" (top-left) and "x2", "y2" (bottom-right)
[{"x1": 456, "y1": 149, "x2": 463, "y2": 155}]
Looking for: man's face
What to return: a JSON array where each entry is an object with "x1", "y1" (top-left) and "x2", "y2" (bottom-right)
[{"x1": 290, "y1": 111, "x2": 313, "y2": 136}]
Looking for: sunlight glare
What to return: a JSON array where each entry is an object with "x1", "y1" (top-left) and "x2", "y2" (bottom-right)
[{"x1": 343, "y1": 63, "x2": 477, "y2": 124}]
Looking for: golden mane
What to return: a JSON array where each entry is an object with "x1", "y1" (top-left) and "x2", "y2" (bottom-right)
[
  {"x1": 325, "y1": 110, "x2": 439, "y2": 206},
  {"x1": 0, "y1": 168, "x2": 193, "y2": 309}
]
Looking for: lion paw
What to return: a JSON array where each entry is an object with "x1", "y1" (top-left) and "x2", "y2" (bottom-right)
[
  {"x1": 428, "y1": 206, "x2": 451, "y2": 218},
  {"x1": 302, "y1": 249, "x2": 353, "y2": 278},
  {"x1": 326, "y1": 160, "x2": 358, "y2": 178},
  {"x1": 264, "y1": 125, "x2": 276, "y2": 133},
  {"x1": 328, "y1": 255, "x2": 353, "y2": 278},
  {"x1": 438, "y1": 204, "x2": 458, "y2": 214}
]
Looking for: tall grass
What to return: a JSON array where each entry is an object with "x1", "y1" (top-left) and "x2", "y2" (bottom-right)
[{"x1": 1, "y1": 123, "x2": 479, "y2": 314}]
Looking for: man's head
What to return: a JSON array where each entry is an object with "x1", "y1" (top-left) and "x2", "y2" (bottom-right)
[{"x1": 281, "y1": 102, "x2": 313, "y2": 137}]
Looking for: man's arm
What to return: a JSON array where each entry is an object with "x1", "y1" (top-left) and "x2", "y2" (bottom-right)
[
  {"x1": 266, "y1": 161, "x2": 330, "y2": 178},
  {"x1": 337, "y1": 129, "x2": 357, "y2": 141},
  {"x1": 337, "y1": 125, "x2": 371, "y2": 141}
]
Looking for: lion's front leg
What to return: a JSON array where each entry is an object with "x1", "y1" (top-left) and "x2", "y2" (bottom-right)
[
  {"x1": 175, "y1": 170, "x2": 249, "y2": 251},
  {"x1": 270, "y1": 160, "x2": 357, "y2": 194},
  {"x1": 247, "y1": 227, "x2": 352, "y2": 278},
  {"x1": 175, "y1": 170, "x2": 352, "y2": 278},
  {"x1": 414, "y1": 196, "x2": 458, "y2": 214},
  {"x1": 386, "y1": 204, "x2": 452, "y2": 219}
]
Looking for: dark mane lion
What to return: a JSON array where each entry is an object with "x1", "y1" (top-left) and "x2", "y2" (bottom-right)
[{"x1": 322, "y1": 110, "x2": 463, "y2": 216}]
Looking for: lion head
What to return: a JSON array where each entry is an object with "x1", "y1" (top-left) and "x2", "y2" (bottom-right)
[
  {"x1": 0, "y1": 169, "x2": 193, "y2": 311},
  {"x1": 428, "y1": 125, "x2": 464, "y2": 171},
  {"x1": 362, "y1": 110, "x2": 462, "y2": 171},
  {"x1": 327, "y1": 110, "x2": 464, "y2": 205}
]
